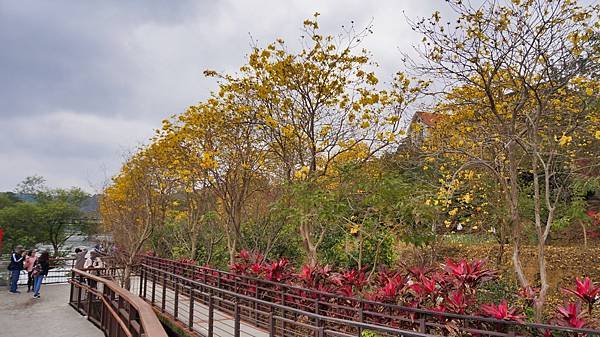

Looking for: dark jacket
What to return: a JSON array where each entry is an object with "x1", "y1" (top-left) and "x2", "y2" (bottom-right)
[
  {"x1": 7, "y1": 252, "x2": 24, "y2": 271},
  {"x1": 35, "y1": 259, "x2": 50, "y2": 276}
]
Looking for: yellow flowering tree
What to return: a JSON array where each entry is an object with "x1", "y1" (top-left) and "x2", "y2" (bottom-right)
[
  {"x1": 413, "y1": 0, "x2": 599, "y2": 319},
  {"x1": 204, "y1": 14, "x2": 423, "y2": 264},
  {"x1": 100, "y1": 143, "x2": 176, "y2": 289}
]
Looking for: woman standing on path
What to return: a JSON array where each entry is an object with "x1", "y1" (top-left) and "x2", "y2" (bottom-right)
[
  {"x1": 32, "y1": 251, "x2": 49, "y2": 299},
  {"x1": 23, "y1": 250, "x2": 37, "y2": 293}
]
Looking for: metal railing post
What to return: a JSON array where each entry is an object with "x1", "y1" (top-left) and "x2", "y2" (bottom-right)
[
  {"x1": 151, "y1": 272, "x2": 156, "y2": 304},
  {"x1": 419, "y1": 316, "x2": 426, "y2": 333},
  {"x1": 69, "y1": 270, "x2": 75, "y2": 303},
  {"x1": 174, "y1": 277, "x2": 179, "y2": 320},
  {"x1": 143, "y1": 267, "x2": 148, "y2": 299},
  {"x1": 357, "y1": 301, "x2": 364, "y2": 336},
  {"x1": 161, "y1": 271, "x2": 167, "y2": 313},
  {"x1": 208, "y1": 294, "x2": 214, "y2": 337},
  {"x1": 188, "y1": 286, "x2": 195, "y2": 331},
  {"x1": 269, "y1": 305, "x2": 276, "y2": 337},
  {"x1": 138, "y1": 268, "x2": 144, "y2": 297},
  {"x1": 280, "y1": 288, "x2": 286, "y2": 334},
  {"x1": 234, "y1": 298, "x2": 241, "y2": 337}
]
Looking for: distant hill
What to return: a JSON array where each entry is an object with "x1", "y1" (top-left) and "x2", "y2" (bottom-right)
[
  {"x1": 80, "y1": 194, "x2": 100, "y2": 216},
  {"x1": 13, "y1": 192, "x2": 37, "y2": 203}
]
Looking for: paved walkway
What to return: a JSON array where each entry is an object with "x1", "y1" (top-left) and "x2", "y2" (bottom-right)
[{"x1": 0, "y1": 284, "x2": 103, "y2": 337}]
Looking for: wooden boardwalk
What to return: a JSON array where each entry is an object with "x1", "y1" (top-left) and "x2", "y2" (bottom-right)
[{"x1": 131, "y1": 277, "x2": 269, "y2": 337}]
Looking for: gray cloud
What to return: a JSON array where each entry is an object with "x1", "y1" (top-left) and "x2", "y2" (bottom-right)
[{"x1": 0, "y1": 0, "x2": 444, "y2": 191}]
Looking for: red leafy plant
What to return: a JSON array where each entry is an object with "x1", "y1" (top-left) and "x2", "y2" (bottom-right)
[
  {"x1": 366, "y1": 269, "x2": 407, "y2": 303},
  {"x1": 562, "y1": 277, "x2": 600, "y2": 315},
  {"x1": 264, "y1": 258, "x2": 293, "y2": 283},
  {"x1": 444, "y1": 258, "x2": 497, "y2": 291},
  {"x1": 443, "y1": 290, "x2": 471, "y2": 314},
  {"x1": 554, "y1": 302, "x2": 587, "y2": 329},
  {"x1": 330, "y1": 268, "x2": 368, "y2": 297},
  {"x1": 479, "y1": 300, "x2": 524, "y2": 322},
  {"x1": 230, "y1": 250, "x2": 264, "y2": 277}
]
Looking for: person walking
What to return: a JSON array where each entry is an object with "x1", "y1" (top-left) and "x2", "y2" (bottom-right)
[
  {"x1": 7, "y1": 245, "x2": 24, "y2": 294},
  {"x1": 32, "y1": 251, "x2": 50, "y2": 299},
  {"x1": 23, "y1": 250, "x2": 37, "y2": 292},
  {"x1": 74, "y1": 247, "x2": 87, "y2": 284},
  {"x1": 74, "y1": 247, "x2": 86, "y2": 270}
]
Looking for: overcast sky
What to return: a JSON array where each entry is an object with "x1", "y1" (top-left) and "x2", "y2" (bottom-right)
[{"x1": 0, "y1": 0, "x2": 453, "y2": 192}]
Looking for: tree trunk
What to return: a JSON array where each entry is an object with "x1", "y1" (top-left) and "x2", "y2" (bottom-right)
[
  {"x1": 226, "y1": 231, "x2": 237, "y2": 266},
  {"x1": 123, "y1": 264, "x2": 132, "y2": 291},
  {"x1": 580, "y1": 220, "x2": 588, "y2": 249},
  {"x1": 299, "y1": 220, "x2": 318, "y2": 266},
  {"x1": 508, "y1": 145, "x2": 529, "y2": 288},
  {"x1": 123, "y1": 253, "x2": 137, "y2": 291},
  {"x1": 190, "y1": 239, "x2": 198, "y2": 260},
  {"x1": 534, "y1": 239, "x2": 549, "y2": 322}
]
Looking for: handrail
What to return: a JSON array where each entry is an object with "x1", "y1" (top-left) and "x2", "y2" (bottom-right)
[
  {"x1": 142, "y1": 263, "x2": 437, "y2": 337},
  {"x1": 73, "y1": 280, "x2": 134, "y2": 337},
  {"x1": 70, "y1": 268, "x2": 168, "y2": 337},
  {"x1": 141, "y1": 255, "x2": 600, "y2": 336}
]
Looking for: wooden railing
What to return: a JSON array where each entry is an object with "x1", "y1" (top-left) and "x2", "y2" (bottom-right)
[
  {"x1": 69, "y1": 268, "x2": 168, "y2": 337},
  {"x1": 141, "y1": 255, "x2": 600, "y2": 337}
]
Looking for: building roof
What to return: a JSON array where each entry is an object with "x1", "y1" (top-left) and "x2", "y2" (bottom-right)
[{"x1": 415, "y1": 111, "x2": 444, "y2": 127}]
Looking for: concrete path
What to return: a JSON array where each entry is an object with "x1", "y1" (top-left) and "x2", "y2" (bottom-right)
[{"x1": 0, "y1": 284, "x2": 103, "y2": 337}]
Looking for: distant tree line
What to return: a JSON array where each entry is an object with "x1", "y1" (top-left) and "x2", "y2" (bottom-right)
[{"x1": 0, "y1": 175, "x2": 98, "y2": 256}]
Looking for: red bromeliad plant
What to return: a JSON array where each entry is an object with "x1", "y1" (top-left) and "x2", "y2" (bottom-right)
[
  {"x1": 562, "y1": 277, "x2": 600, "y2": 315},
  {"x1": 366, "y1": 269, "x2": 407, "y2": 303},
  {"x1": 554, "y1": 302, "x2": 588, "y2": 329},
  {"x1": 264, "y1": 258, "x2": 293, "y2": 283},
  {"x1": 220, "y1": 252, "x2": 600, "y2": 329},
  {"x1": 330, "y1": 268, "x2": 368, "y2": 297},
  {"x1": 230, "y1": 250, "x2": 265, "y2": 277},
  {"x1": 408, "y1": 275, "x2": 439, "y2": 306},
  {"x1": 297, "y1": 264, "x2": 334, "y2": 291},
  {"x1": 443, "y1": 290, "x2": 471, "y2": 315},
  {"x1": 444, "y1": 258, "x2": 496, "y2": 292},
  {"x1": 479, "y1": 300, "x2": 524, "y2": 322}
]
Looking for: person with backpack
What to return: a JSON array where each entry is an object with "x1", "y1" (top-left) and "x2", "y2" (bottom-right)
[
  {"x1": 7, "y1": 245, "x2": 24, "y2": 294},
  {"x1": 23, "y1": 249, "x2": 37, "y2": 292},
  {"x1": 32, "y1": 251, "x2": 50, "y2": 299}
]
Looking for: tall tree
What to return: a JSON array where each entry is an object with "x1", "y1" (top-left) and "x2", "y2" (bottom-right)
[
  {"x1": 100, "y1": 145, "x2": 175, "y2": 289},
  {"x1": 205, "y1": 14, "x2": 423, "y2": 265},
  {"x1": 412, "y1": 0, "x2": 599, "y2": 319}
]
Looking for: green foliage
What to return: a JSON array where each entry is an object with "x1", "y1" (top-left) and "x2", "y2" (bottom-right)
[
  {"x1": 556, "y1": 178, "x2": 600, "y2": 230},
  {"x1": 0, "y1": 177, "x2": 90, "y2": 254},
  {"x1": 0, "y1": 192, "x2": 19, "y2": 209},
  {"x1": 361, "y1": 330, "x2": 383, "y2": 337},
  {"x1": 0, "y1": 202, "x2": 43, "y2": 251},
  {"x1": 477, "y1": 276, "x2": 519, "y2": 308}
]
